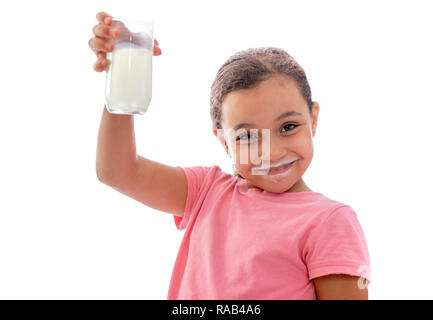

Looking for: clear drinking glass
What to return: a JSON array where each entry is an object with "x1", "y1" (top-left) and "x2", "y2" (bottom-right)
[{"x1": 105, "y1": 18, "x2": 154, "y2": 115}]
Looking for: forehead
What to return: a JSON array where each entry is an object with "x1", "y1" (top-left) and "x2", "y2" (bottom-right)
[{"x1": 221, "y1": 75, "x2": 308, "y2": 129}]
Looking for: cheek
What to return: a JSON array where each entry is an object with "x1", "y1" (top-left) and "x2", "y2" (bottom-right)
[
  {"x1": 234, "y1": 143, "x2": 253, "y2": 166},
  {"x1": 293, "y1": 141, "x2": 314, "y2": 172},
  {"x1": 294, "y1": 141, "x2": 312, "y2": 156},
  {"x1": 290, "y1": 132, "x2": 313, "y2": 155}
]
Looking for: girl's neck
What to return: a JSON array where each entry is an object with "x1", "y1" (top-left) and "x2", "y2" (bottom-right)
[
  {"x1": 246, "y1": 178, "x2": 313, "y2": 193},
  {"x1": 284, "y1": 178, "x2": 313, "y2": 193}
]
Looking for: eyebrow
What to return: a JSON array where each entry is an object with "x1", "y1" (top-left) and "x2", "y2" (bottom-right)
[{"x1": 233, "y1": 110, "x2": 303, "y2": 131}]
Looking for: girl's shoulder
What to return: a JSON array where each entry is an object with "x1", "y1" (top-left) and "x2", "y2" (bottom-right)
[{"x1": 309, "y1": 194, "x2": 360, "y2": 225}]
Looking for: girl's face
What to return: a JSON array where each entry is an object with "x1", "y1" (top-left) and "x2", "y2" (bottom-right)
[{"x1": 213, "y1": 75, "x2": 320, "y2": 193}]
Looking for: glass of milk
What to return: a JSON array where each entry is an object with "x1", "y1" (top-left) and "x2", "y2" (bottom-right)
[{"x1": 105, "y1": 18, "x2": 154, "y2": 115}]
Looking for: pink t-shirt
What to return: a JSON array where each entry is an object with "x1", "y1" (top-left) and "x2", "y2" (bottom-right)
[{"x1": 167, "y1": 165, "x2": 372, "y2": 300}]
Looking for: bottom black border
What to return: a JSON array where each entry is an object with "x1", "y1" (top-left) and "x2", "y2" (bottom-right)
[{"x1": 0, "y1": 300, "x2": 426, "y2": 318}]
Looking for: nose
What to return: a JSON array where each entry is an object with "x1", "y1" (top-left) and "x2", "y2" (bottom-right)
[{"x1": 256, "y1": 133, "x2": 288, "y2": 165}]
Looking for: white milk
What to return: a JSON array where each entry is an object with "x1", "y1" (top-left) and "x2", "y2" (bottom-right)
[{"x1": 105, "y1": 44, "x2": 152, "y2": 114}]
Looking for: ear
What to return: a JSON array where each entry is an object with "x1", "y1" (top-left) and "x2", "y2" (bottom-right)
[
  {"x1": 213, "y1": 127, "x2": 232, "y2": 158},
  {"x1": 311, "y1": 102, "x2": 320, "y2": 138}
]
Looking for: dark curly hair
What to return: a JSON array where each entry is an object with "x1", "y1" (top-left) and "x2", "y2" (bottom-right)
[{"x1": 209, "y1": 47, "x2": 314, "y2": 178}]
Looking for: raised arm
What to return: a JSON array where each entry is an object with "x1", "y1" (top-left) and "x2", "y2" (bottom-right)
[{"x1": 92, "y1": 11, "x2": 186, "y2": 217}]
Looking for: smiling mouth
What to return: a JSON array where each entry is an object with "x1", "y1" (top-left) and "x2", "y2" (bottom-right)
[
  {"x1": 271, "y1": 162, "x2": 292, "y2": 171},
  {"x1": 252, "y1": 159, "x2": 297, "y2": 175},
  {"x1": 268, "y1": 161, "x2": 296, "y2": 175}
]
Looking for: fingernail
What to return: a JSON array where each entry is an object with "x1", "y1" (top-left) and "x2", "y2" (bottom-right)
[
  {"x1": 104, "y1": 17, "x2": 111, "y2": 24},
  {"x1": 101, "y1": 60, "x2": 107, "y2": 66},
  {"x1": 105, "y1": 42, "x2": 113, "y2": 50}
]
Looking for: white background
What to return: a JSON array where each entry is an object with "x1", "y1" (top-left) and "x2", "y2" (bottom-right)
[{"x1": 0, "y1": 0, "x2": 432, "y2": 299}]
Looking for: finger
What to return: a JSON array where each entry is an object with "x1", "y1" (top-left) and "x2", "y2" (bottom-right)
[
  {"x1": 93, "y1": 57, "x2": 110, "y2": 72},
  {"x1": 153, "y1": 45, "x2": 162, "y2": 56},
  {"x1": 96, "y1": 52, "x2": 106, "y2": 59},
  {"x1": 96, "y1": 12, "x2": 112, "y2": 25},
  {"x1": 88, "y1": 37, "x2": 114, "y2": 55},
  {"x1": 153, "y1": 39, "x2": 162, "y2": 56},
  {"x1": 93, "y1": 24, "x2": 118, "y2": 40}
]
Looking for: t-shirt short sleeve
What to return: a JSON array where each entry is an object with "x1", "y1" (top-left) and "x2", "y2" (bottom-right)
[
  {"x1": 303, "y1": 205, "x2": 372, "y2": 284},
  {"x1": 173, "y1": 165, "x2": 217, "y2": 231}
]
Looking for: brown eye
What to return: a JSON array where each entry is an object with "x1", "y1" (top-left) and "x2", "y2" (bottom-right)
[
  {"x1": 236, "y1": 132, "x2": 252, "y2": 140},
  {"x1": 236, "y1": 133, "x2": 249, "y2": 141},
  {"x1": 281, "y1": 123, "x2": 299, "y2": 133},
  {"x1": 236, "y1": 131, "x2": 258, "y2": 143}
]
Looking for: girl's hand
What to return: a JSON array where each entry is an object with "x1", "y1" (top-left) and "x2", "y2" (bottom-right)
[{"x1": 88, "y1": 11, "x2": 162, "y2": 72}]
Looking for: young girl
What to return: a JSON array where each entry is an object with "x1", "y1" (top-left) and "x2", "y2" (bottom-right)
[{"x1": 90, "y1": 12, "x2": 371, "y2": 300}]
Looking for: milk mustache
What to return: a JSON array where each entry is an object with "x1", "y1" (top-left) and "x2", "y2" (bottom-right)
[{"x1": 105, "y1": 42, "x2": 152, "y2": 114}]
